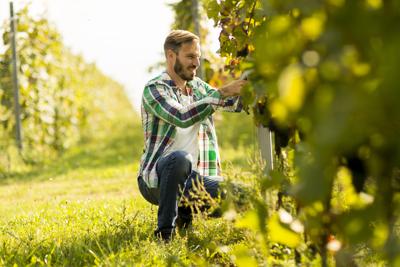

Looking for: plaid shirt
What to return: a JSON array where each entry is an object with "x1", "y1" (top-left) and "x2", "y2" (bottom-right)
[{"x1": 138, "y1": 72, "x2": 243, "y2": 188}]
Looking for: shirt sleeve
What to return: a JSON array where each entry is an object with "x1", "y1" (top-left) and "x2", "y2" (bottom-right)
[
  {"x1": 217, "y1": 96, "x2": 244, "y2": 112},
  {"x1": 201, "y1": 80, "x2": 244, "y2": 113},
  {"x1": 142, "y1": 82, "x2": 225, "y2": 128}
]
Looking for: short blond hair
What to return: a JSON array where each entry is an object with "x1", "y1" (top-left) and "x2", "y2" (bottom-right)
[{"x1": 164, "y1": 30, "x2": 199, "y2": 54}]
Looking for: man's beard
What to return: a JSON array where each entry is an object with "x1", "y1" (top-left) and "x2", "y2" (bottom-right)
[{"x1": 174, "y1": 58, "x2": 196, "y2": 81}]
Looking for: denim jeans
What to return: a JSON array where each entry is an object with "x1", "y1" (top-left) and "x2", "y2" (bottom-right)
[{"x1": 137, "y1": 150, "x2": 221, "y2": 233}]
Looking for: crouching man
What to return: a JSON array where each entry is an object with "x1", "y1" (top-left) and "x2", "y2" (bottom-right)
[{"x1": 137, "y1": 30, "x2": 246, "y2": 241}]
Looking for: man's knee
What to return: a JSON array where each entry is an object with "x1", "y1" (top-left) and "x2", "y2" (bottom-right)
[
  {"x1": 169, "y1": 150, "x2": 192, "y2": 171},
  {"x1": 156, "y1": 150, "x2": 192, "y2": 187}
]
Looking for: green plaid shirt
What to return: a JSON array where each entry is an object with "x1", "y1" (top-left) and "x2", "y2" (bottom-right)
[{"x1": 138, "y1": 72, "x2": 243, "y2": 188}]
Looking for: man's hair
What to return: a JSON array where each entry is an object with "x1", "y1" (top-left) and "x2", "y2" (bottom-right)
[{"x1": 164, "y1": 30, "x2": 199, "y2": 55}]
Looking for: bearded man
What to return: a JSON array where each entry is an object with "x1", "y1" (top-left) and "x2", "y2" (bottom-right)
[{"x1": 137, "y1": 30, "x2": 246, "y2": 241}]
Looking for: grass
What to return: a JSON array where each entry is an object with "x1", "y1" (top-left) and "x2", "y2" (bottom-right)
[
  {"x1": 0, "y1": 118, "x2": 256, "y2": 266},
  {"x1": 1, "y1": 116, "x2": 390, "y2": 266}
]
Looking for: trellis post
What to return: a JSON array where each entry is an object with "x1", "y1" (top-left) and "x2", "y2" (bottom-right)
[
  {"x1": 10, "y1": 1, "x2": 23, "y2": 152},
  {"x1": 191, "y1": 0, "x2": 204, "y2": 79},
  {"x1": 258, "y1": 125, "x2": 274, "y2": 175}
]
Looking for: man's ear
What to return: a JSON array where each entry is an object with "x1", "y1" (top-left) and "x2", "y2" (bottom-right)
[{"x1": 166, "y1": 49, "x2": 176, "y2": 61}]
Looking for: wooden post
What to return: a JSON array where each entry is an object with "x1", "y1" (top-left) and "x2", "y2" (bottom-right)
[
  {"x1": 191, "y1": 0, "x2": 204, "y2": 79},
  {"x1": 258, "y1": 125, "x2": 274, "y2": 174},
  {"x1": 10, "y1": 1, "x2": 23, "y2": 152}
]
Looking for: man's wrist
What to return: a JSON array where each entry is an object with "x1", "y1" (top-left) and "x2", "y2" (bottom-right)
[{"x1": 219, "y1": 86, "x2": 229, "y2": 97}]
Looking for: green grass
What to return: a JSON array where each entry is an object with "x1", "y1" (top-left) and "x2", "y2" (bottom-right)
[
  {"x1": 2, "y1": 117, "x2": 387, "y2": 266},
  {"x1": 0, "y1": 119, "x2": 257, "y2": 266}
]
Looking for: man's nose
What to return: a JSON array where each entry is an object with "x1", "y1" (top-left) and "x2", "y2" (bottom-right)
[{"x1": 193, "y1": 57, "x2": 200, "y2": 67}]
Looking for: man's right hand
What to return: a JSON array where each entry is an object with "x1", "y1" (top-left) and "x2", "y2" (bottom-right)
[{"x1": 219, "y1": 79, "x2": 248, "y2": 97}]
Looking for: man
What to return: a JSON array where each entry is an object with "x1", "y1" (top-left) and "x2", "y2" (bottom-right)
[{"x1": 137, "y1": 30, "x2": 247, "y2": 241}]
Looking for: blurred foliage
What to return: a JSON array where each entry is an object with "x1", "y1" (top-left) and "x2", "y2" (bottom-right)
[
  {"x1": 170, "y1": 0, "x2": 205, "y2": 36},
  {"x1": 206, "y1": 0, "x2": 400, "y2": 265},
  {"x1": 0, "y1": 5, "x2": 135, "y2": 169},
  {"x1": 169, "y1": 0, "x2": 255, "y2": 155}
]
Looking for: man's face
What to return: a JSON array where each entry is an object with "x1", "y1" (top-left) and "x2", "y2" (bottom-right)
[{"x1": 173, "y1": 40, "x2": 201, "y2": 81}]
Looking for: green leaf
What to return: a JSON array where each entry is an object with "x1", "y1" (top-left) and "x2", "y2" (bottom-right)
[
  {"x1": 206, "y1": 0, "x2": 220, "y2": 23},
  {"x1": 268, "y1": 214, "x2": 301, "y2": 248},
  {"x1": 260, "y1": 169, "x2": 286, "y2": 190},
  {"x1": 335, "y1": 205, "x2": 378, "y2": 245},
  {"x1": 235, "y1": 210, "x2": 259, "y2": 232},
  {"x1": 232, "y1": 244, "x2": 258, "y2": 267}
]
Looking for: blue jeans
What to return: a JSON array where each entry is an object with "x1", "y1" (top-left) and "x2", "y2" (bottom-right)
[{"x1": 137, "y1": 150, "x2": 221, "y2": 233}]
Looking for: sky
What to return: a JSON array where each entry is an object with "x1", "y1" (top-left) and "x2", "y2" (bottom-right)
[{"x1": 0, "y1": 0, "x2": 220, "y2": 111}]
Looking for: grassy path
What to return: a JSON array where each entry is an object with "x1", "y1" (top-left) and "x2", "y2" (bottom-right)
[
  {"x1": 0, "y1": 120, "x2": 149, "y2": 265},
  {"x1": 1, "y1": 117, "x2": 385, "y2": 266},
  {"x1": 0, "y1": 120, "x2": 248, "y2": 266}
]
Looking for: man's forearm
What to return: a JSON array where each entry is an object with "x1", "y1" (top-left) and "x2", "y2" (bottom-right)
[{"x1": 219, "y1": 79, "x2": 247, "y2": 97}]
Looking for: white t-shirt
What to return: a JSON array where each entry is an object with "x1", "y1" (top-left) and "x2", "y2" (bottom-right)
[{"x1": 163, "y1": 94, "x2": 200, "y2": 171}]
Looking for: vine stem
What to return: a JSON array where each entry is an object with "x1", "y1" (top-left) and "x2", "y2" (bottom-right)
[{"x1": 242, "y1": 0, "x2": 258, "y2": 37}]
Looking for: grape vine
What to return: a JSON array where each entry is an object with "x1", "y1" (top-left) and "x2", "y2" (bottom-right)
[
  {"x1": 0, "y1": 5, "x2": 134, "y2": 166},
  {"x1": 206, "y1": 0, "x2": 400, "y2": 265}
]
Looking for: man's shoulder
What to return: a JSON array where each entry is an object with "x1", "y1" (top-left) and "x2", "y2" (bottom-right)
[
  {"x1": 145, "y1": 72, "x2": 174, "y2": 88},
  {"x1": 145, "y1": 74, "x2": 163, "y2": 85}
]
